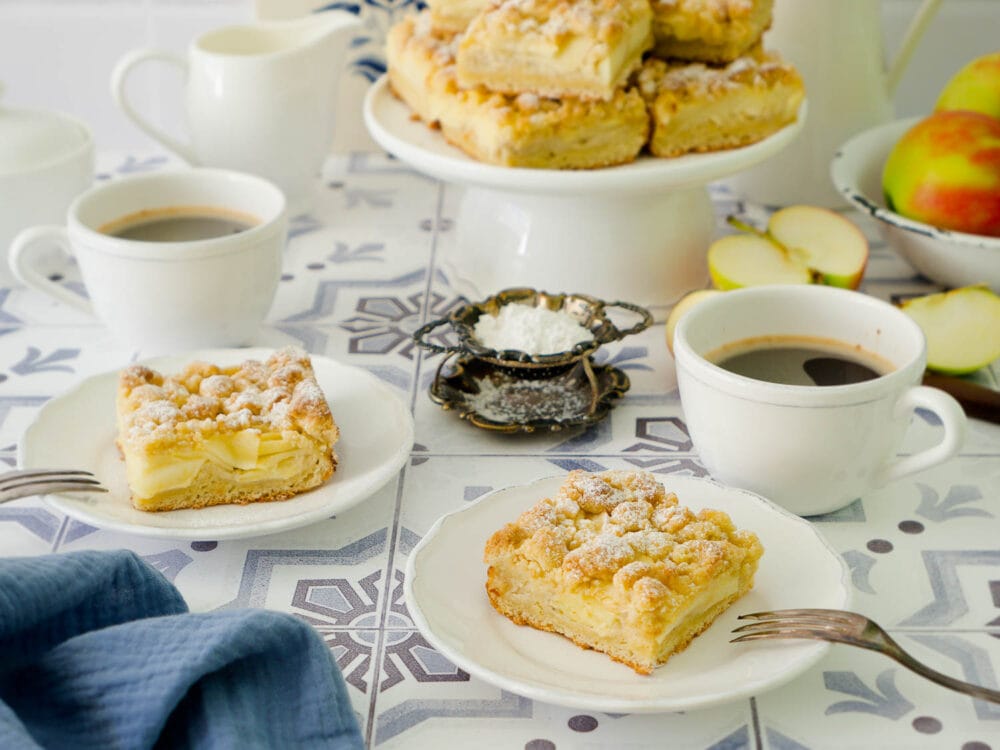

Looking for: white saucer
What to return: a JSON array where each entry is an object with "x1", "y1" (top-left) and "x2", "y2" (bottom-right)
[
  {"x1": 19, "y1": 349, "x2": 414, "y2": 540},
  {"x1": 405, "y1": 474, "x2": 849, "y2": 713},
  {"x1": 364, "y1": 76, "x2": 806, "y2": 309}
]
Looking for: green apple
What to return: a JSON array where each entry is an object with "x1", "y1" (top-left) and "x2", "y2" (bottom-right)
[
  {"x1": 707, "y1": 233, "x2": 813, "y2": 290},
  {"x1": 768, "y1": 206, "x2": 870, "y2": 289},
  {"x1": 900, "y1": 285, "x2": 1000, "y2": 374},
  {"x1": 883, "y1": 110, "x2": 1000, "y2": 237},
  {"x1": 935, "y1": 51, "x2": 1000, "y2": 119},
  {"x1": 664, "y1": 289, "x2": 722, "y2": 355},
  {"x1": 706, "y1": 206, "x2": 869, "y2": 290}
]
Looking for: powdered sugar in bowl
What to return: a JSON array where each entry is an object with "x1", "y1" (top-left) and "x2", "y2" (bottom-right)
[
  {"x1": 413, "y1": 288, "x2": 652, "y2": 432},
  {"x1": 413, "y1": 288, "x2": 653, "y2": 373}
]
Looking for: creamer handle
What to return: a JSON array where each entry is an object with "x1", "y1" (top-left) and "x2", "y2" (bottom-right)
[
  {"x1": 886, "y1": 0, "x2": 942, "y2": 96},
  {"x1": 111, "y1": 48, "x2": 199, "y2": 164}
]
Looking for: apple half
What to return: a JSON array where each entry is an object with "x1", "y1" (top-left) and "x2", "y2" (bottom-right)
[
  {"x1": 664, "y1": 289, "x2": 722, "y2": 355},
  {"x1": 707, "y1": 206, "x2": 869, "y2": 290},
  {"x1": 900, "y1": 285, "x2": 1000, "y2": 374}
]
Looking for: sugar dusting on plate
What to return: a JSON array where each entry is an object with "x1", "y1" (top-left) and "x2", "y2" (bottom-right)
[{"x1": 467, "y1": 375, "x2": 593, "y2": 423}]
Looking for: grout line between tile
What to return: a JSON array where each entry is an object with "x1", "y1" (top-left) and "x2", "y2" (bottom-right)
[
  {"x1": 749, "y1": 696, "x2": 763, "y2": 749},
  {"x1": 364, "y1": 463, "x2": 407, "y2": 747},
  {"x1": 361, "y1": 180, "x2": 444, "y2": 745},
  {"x1": 408, "y1": 181, "x2": 446, "y2": 415}
]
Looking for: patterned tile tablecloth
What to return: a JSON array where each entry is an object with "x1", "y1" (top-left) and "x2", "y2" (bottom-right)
[{"x1": 2, "y1": 150, "x2": 999, "y2": 750}]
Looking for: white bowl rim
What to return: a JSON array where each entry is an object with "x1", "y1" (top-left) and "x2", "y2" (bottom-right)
[{"x1": 830, "y1": 116, "x2": 1000, "y2": 251}]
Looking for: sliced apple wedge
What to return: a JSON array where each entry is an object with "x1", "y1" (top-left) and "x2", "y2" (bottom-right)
[
  {"x1": 900, "y1": 285, "x2": 1000, "y2": 374},
  {"x1": 706, "y1": 206, "x2": 870, "y2": 291},
  {"x1": 768, "y1": 206, "x2": 869, "y2": 289},
  {"x1": 707, "y1": 233, "x2": 814, "y2": 290},
  {"x1": 664, "y1": 289, "x2": 722, "y2": 355}
]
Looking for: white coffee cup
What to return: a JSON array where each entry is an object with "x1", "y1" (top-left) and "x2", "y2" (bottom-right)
[
  {"x1": 0, "y1": 85, "x2": 94, "y2": 286},
  {"x1": 9, "y1": 168, "x2": 287, "y2": 353},
  {"x1": 673, "y1": 285, "x2": 967, "y2": 516}
]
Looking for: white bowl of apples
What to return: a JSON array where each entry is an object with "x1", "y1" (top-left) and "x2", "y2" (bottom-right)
[
  {"x1": 831, "y1": 50, "x2": 1000, "y2": 293},
  {"x1": 831, "y1": 116, "x2": 1000, "y2": 293}
]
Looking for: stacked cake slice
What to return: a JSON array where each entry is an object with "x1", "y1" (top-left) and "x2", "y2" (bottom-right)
[
  {"x1": 393, "y1": 0, "x2": 803, "y2": 168},
  {"x1": 387, "y1": 11, "x2": 650, "y2": 169}
]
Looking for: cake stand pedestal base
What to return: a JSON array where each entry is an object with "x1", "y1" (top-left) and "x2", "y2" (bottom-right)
[{"x1": 445, "y1": 185, "x2": 713, "y2": 313}]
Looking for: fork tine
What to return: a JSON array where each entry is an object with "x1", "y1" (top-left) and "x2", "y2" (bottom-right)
[
  {"x1": 732, "y1": 620, "x2": 844, "y2": 635},
  {"x1": 731, "y1": 628, "x2": 840, "y2": 644},
  {"x1": 739, "y1": 608, "x2": 862, "y2": 622},
  {"x1": 0, "y1": 478, "x2": 108, "y2": 503},
  {"x1": 0, "y1": 469, "x2": 96, "y2": 488}
]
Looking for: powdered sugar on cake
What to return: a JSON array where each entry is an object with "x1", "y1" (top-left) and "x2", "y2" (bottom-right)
[{"x1": 118, "y1": 347, "x2": 338, "y2": 448}]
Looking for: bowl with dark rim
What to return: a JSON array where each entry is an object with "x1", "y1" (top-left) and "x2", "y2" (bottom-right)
[
  {"x1": 830, "y1": 117, "x2": 1000, "y2": 292},
  {"x1": 412, "y1": 287, "x2": 653, "y2": 377}
]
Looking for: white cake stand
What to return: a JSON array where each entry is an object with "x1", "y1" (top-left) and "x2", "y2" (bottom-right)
[{"x1": 363, "y1": 76, "x2": 805, "y2": 311}]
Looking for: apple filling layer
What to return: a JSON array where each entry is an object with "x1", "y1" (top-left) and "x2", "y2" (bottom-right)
[
  {"x1": 117, "y1": 348, "x2": 339, "y2": 512},
  {"x1": 484, "y1": 470, "x2": 763, "y2": 674}
]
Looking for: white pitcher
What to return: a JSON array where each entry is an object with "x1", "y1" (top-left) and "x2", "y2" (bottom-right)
[
  {"x1": 112, "y1": 11, "x2": 361, "y2": 215},
  {"x1": 726, "y1": 0, "x2": 942, "y2": 208}
]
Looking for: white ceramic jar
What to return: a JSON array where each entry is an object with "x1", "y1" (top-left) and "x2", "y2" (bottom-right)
[{"x1": 0, "y1": 84, "x2": 94, "y2": 285}]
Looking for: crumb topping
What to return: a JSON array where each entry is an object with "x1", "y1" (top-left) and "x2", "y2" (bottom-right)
[
  {"x1": 474, "y1": 0, "x2": 648, "y2": 45},
  {"x1": 636, "y1": 51, "x2": 799, "y2": 100},
  {"x1": 485, "y1": 470, "x2": 763, "y2": 610},
  {"x1": 402, "y1": 13, "x2": 646, "y2": 128},
  {"x1": 117, "y1": 347, "x2": 338, "y2": 450},
  {"x1": 654, "y1": 0, "x2": 757, "y2": 22}
]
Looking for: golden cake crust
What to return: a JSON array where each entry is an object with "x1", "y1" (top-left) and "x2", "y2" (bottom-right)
[
  {"x1": 117, "y1": 347, "x2": 338, "y2": 511},
  {"x1": 636, "y1": 51, "x2": 805, "y2": 157},
  {"x1": 426, "y1": 0, "x2": 492, "y2": 33},
  {"x1": 456, "y1": 0, "x2": 653, "y2": 101},
  {"x1": 387, "y1": 12, "x2": 648, "y2": 169},
  {"x1": 484, "y1": 470, "x2": 763, "y2": 674},
  {"x1": 651, "y1": 0, "x2": 773, "y2": 63}
]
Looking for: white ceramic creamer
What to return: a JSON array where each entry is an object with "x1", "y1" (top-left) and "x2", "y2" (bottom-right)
[
  {"x1": 726, "y1": 0, "x2": 942, "y2": 207},
  {"x1": 112, "y1": 12, "x2": 362, "y2": 215}
]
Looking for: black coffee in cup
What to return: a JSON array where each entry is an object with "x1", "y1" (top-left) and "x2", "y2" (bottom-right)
[
  {"x1": 99, "y1": 207, "x2": 259, "y2": 242},
  {"x1": 708, "y1": 334, "x2": 894, "y2": 387}
]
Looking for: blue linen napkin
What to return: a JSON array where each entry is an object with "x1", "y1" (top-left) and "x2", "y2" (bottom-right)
[{"x1": 0, "y1": 549, "x2": 364, "y2": 750}]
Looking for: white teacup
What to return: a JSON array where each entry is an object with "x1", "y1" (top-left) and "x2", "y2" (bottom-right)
[
  {"x1": 9, "y1": 168, "x2": 287, "y2": 353},
  {"x1": 673, "y1": 285, "x2": 967, "y2": 516}
]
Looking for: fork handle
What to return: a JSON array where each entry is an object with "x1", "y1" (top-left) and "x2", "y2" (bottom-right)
[{"x1": 881, "y1": 640, "x2": 1000, "y2": 704}]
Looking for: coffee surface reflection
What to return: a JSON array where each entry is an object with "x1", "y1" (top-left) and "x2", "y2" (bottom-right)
[
  {"x1": 101, "y1": 207, "x2": 258, "y2": 242},
  {"x1": 708, "y1": 335, "x2": 894, "y2": 387}
]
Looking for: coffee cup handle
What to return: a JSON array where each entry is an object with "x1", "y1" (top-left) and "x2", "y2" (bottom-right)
[
  {"x1": 111, "y1": 49, "x2": 198, "y2": 164},
  {"x1": 876, "y1": 385, "x2": 967, "y2": 485},
  {"x1": 9, "y1": 226, "x2": 94, "y2": 315}
]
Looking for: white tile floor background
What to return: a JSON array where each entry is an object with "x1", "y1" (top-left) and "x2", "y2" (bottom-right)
[{"x1": 0, "y1": 0, "x2": 997, "y2": 157}]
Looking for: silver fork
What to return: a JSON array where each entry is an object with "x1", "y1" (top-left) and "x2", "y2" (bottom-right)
[
  {"x1": 0, "y1": 468, "x2": 108, "y2": 504},
  {"x1": 733, "y1": 608, "x2": 1000, "y2": 704}
]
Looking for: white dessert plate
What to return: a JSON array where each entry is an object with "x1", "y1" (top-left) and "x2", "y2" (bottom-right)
[
  {"x1": 19, "y1": 348, "x2": 414, "y2": 540},
  {"x1": 405, "y1": 474, "x2": 850, "y2": 713},
  {"x1": 364, "y1": 75, "x2": 807, "y2": 194}
]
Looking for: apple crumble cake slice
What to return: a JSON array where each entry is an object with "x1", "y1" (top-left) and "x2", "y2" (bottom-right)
[
  {"x1": 387, "y1": 12, "x2": 649, "y2": 169},
  {"x1": 484, "y1": 470, "x2": 763, "y2": 674},
  {"x1": 456, "y1": 0, "x2": 653, "y2": 101},
  {"x1": 636, "y1": 51, "x2": 804, "y2": 158},
  {"x1": 425, "y1": 0, "x2": 491, "y2": 33},
  {"x1": 651, "y1": 0, "x2": 774, "y2": 64},
  {"x1": 116, "y1": 347, "x2": 338, "y2": 512}
]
